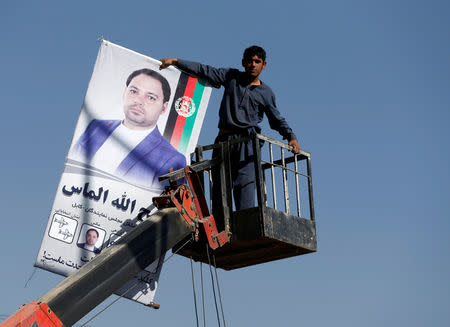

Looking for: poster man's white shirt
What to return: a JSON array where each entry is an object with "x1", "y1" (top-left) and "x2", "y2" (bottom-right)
[{"x1": 88, "y1": 123, "x2": 154, "y2": 174}]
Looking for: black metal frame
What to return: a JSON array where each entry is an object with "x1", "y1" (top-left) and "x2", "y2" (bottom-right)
[
  {"x1": 192, "y1": 134, "x2": 315, "y2": 221},
  {"x1": 163, "y1": 133, "x2": 317, "y2": 270}
]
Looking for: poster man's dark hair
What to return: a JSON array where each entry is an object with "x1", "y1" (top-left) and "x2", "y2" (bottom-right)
[{"x1": 126, "y1": 68, "x2": 171, "y2": 103}]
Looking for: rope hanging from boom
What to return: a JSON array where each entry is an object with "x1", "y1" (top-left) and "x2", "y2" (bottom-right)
[
  {"x1": 190, "y1": 257, "x2": 200, "y2": 327},
  {"x1": 189, "y1": 246, "x2": 228, "y2": 327},
  {"x1": 206, "y1": 245, "x2": 222, "y2": 327}
]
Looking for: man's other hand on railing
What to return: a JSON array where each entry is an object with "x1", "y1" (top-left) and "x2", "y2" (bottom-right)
[{"x1": 289, "y1": 139, "x2": 301, "y2": 154}]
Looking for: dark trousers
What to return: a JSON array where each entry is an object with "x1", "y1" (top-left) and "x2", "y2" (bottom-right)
[{"x1": 211, "y1": 133, "x2": 256, "y2": 229}]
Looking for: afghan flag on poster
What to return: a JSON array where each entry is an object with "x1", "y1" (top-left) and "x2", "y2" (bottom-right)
[{"x1": 163, "y1": 74, "x2": 208, "y2": 154}]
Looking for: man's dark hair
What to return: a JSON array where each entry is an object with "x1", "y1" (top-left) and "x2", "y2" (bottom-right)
[
  {"x1": 86, "y1": 228, "x2": 99, "y2": 238},
  {"x1": 243, "y1": 45, "x2": 266, "y2": 62},
  {"x1": 126, "y1": 68, "x2": 171, "y2": 103}
]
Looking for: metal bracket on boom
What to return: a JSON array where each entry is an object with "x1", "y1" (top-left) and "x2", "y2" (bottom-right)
[{"x1": 153, "y1": 166, "x2": 230, "y2": 250}]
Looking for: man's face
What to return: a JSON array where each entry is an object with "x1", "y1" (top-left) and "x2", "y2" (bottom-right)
[
  {"x1": 123, "y1": 74, "x2": 168, "y2": 130},
  {"x1": 86, "y1": 230, "x2": 98, "y2": 246},
  {"x1": 242, "y1": 55, "x2": 266, "y2": 78}
]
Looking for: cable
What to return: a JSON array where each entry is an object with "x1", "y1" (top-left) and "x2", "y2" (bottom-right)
[
  {"x1": 24, "y1": 267, "x2": 38, "y2": 288},
  {"x1": 78, "y1": 237, "x2": 193, "y2": 327},
  {"x1": 206, "y1": 245, "x2": 221, "y2": 327},
  {"x1": 78, "y1": 277, "x2": 142, "y2": 327},
  {"x1": 212, "y1": 255, "x2": 227, "y2": 327},
  {"x1": 164, "y1": 237, "x2": 193, "y2": 263},
  {"x1": 200, "y1": 262, "x2": 206, "y2": 327},
  {"x1": 190, "y1": 257, "x2": 200, "y2": 327}
]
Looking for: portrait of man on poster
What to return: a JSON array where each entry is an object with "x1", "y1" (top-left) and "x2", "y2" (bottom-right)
[
  {"x1": 70, "y1": 68, "x2": 186, "y2": 189},
  {"x1": 77, "y1": 228, "x2": 102, "y2": 254}
]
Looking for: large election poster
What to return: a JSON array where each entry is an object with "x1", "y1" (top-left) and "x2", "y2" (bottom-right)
[{"x1": 35, "y1": 40, "x2": 211, "y2": 305}]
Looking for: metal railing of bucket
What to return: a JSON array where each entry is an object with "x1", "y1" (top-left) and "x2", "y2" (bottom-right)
[{"x1": 192, "y1": 133, "x2": 315, "y2": 225}]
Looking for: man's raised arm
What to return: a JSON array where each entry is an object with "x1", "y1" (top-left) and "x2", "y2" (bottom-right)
[{"x1": 159, "y1": 58, "x2": 230, "y2": 88}]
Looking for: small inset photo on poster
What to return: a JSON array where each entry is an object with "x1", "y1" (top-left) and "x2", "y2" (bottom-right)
[{"x1": 77, "y1": 224, "x2": 106, "y2": 254}]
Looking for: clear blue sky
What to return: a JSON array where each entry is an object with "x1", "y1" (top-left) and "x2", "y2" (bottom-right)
[{"x1": 1, "y1": 0, "x2": 449, "y2": 326}]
